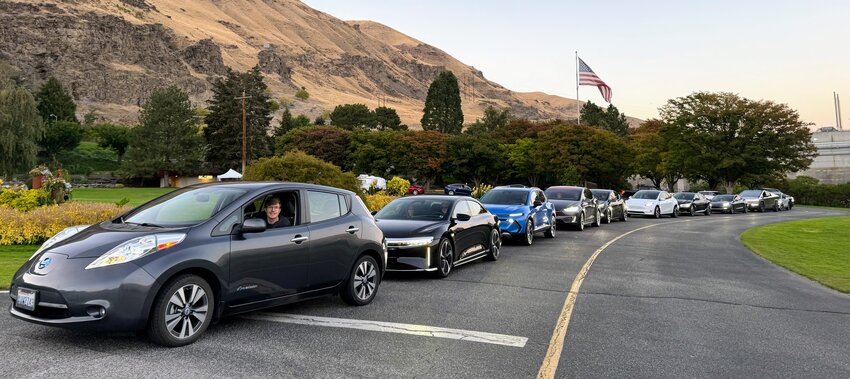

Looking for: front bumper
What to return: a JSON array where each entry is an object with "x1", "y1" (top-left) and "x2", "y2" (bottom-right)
[
  {"x1": 496, "y1": 217, "x2": 528, "y2": 237},
  {"x1": 626, "y1": 205, "x2": 656, "y2": 216},
  {"x1": 9, "y1": 253, "x2": 157, "y2": 332},
  {"x1": 746, "y1": 201, "x2": 761, "y2": 210},
  {"x1": 710, "y1": 203, "x2": 733, "y2": 212},
  {"x1": 553, "y1": 210, "x2": 581, "y2": 226},
  {"x1": 385, "y1": 243, "x2": 438, "y2": 272}
]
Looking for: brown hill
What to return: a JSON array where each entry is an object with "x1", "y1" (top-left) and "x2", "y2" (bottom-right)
[{"x1": 0, "y1": 0, "x2": 635, "y2": 127}]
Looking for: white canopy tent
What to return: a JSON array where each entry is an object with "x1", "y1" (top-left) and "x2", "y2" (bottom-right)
[{"x1": 217, "y1": 169, "x2": 243, "y2": 181}]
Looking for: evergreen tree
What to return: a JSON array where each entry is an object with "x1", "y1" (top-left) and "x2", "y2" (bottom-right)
[
  {"x1": 120, "y1": 86, "x2": 203, "y2": 179},
  {"x1": 465, "y1": 106, "x2": 510, "y2": 135},
  {"x1": 331, "y1": 103, "x2": 375, "y2": 130},
  {"x1": 39, "y1": 120, "x2": 84, "y2": 164},
  {"x1": 373, "y1": 106, "x2": 405, "y2": 131},
  {"x1": 36, "y1": 77, "x2": 77, "y2": 123},
  {"x1": 204, "y1": 67, "x2": 274, "y2": 172},
  {"x1": 0, "y1": 66, "x2": 44, "y2": 177},
  {"x1": 421, "y1": 70, "x2": 463, "y2": 134},
  {"x1": 274, "y1": 107, "x2": 295, "y2": 137},
  {"x1": 92, "y1": 123, "x2": 131, "y2": 162},
  {"x1": 580, "y1": 101, "x2": 629, "y2": 137}
]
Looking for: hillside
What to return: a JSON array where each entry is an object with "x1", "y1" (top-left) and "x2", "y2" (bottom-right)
[{"x1": 0, "y1": 0, "x2": 634, "y2": 127}]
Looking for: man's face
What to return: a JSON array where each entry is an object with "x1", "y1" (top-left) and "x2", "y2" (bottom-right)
[
  {"x1": 266, "y1": 203, "x2": 281, "y2": 219},
  {"x1": 441, "y1": 204, "x2": 450, "y2": 214}
]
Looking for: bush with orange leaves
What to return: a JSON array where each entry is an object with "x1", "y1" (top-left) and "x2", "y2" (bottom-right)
[{"x1": 0, "y1": 203, "x2": 129, "y2": 245}]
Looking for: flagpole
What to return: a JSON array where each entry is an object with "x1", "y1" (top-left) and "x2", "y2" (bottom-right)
[{"x1": 575, "y1": 51, "x2": 580, "y2": 125}]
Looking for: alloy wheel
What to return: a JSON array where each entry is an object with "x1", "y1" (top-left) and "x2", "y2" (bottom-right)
[
  {"x1": 448, "y1": 190, "x2": 455, "y2": 196},
  {"x1": 525, "y1": 219, "x2": 534, "y2": 245},
  {"x1": 353, "y1": 260, "x2": 378, "y2": 301},
  {"x1": 690, "y1": 206, "x2": 695, "y2": 216},
  {"x1": 165, "y1": 284, "x2": 209, "y2": 340},
  {"x1": 654, "y1": 206, "x2": 661, "y2": 219},
  {"x1": 487, "y1": 228, "x2": 501, "y2": 260},
  {"x1": 439, "y1": 239, "x2": 453, "y2": 276}
]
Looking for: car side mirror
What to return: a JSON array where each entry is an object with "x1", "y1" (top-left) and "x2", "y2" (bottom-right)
[
  {"x1": 240, "y1": 218, "x2": 266, "y2": 234},
  {"x1": 454, "y1": 213, "x2": 471, "y2": 222},
  {"x1": 371, "y1": 210, "x2": 378, "y2": 216},
  {"x1": 533, "y1": 200, "x2": 543, "y2": 207}
]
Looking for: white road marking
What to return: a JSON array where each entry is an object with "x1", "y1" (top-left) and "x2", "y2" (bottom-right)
[
  {"x1": 0, "y1": 290, "x2": 8, "y2": 294},
  {"x1": 243, "y1": 312, "x2": 528, "y2": 348}
]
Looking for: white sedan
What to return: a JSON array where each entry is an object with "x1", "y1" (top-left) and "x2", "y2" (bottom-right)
[{"x1": 625, "y1": 190, "x2": 679, "y2": 218}]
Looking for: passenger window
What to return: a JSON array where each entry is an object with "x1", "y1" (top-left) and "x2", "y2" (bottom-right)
[
  {"x1": 537, "y1": 190, "x2": 546, "y2": 203},
  {"x1": 452, "y1": 201, "x2": 470, "y2": 218},
  {"x1": 466, "y1": 201, "x2": 485, "y2": 215},
  {"x1": 308, "y1": 190, "x2": 342, "y2": 223},
  {"x1": 338, "y1": 194, "x2": 350, "y2": 215}
]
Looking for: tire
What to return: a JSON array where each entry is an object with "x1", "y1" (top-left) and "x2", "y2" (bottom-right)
[
  {"x1": 486, "y1": 228, "x2": 501, "y2": 261},
  {"x1": 654, "y1": 206, "x2": 661, "y2": 219},
  {"x1": 671, "y1": 206, "x2": 679, "y2": 218},
  {"x1": 759, "y1": 202, "x2": 765, "y2": 212},
  {"x1": 520, "y1": 219, "x2": 534, "y2": 246},
  {"x1": 743, "y1": 205, "x2": 748, "y2": 213},
  {"x1": 689, "y1": 206, "x2": 695, "y2": 216},
  {"x1": 544, "y1": 217, "x2": 556, "y2": 238},
  {"x1": 448, "y1": 190, "x2": 455, "y2": 196},
  {"x1": 592, "y1": 210, "x2": 601, "y2": 227},
  {"x1": 604, "y1": 209, "x2": 612, "y2": 224},
  {"x1": 342, "y1": 255, "x2": 381, "y2": 305},
  {"x1": 576, "y1": 213, "x2": 585, "y2": 231},
  {"x1": 773, "y1": 202, "x2": 779, "y2": 212},
  {"x1": 147, "y1": 274, "x2": 214, "y2": 347},
  {"x1": 412, "y1": 190, "x2": 419, "y2": 195},
  {"x1": 705, "y1": 206, "x2": 711, "y2": 216},
  {"x1": 434, "y1": 238, "x2": 454, "y2": 278},
  {"x1": 619, "y1": 207, "x2": 628, "y2": 222}
]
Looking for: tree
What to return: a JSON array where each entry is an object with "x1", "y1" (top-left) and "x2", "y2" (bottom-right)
[
  {"x1": 421, "y1": 70, "x2": 463, "y2": 134},
  {"x1": 204, "y1": 67, "x2": 274, "y2": 173},
  {"x1": 331, "y1": 103, "x2": 375, "y2": 130},
  {"x1": 275, "y1": 125, "x2": 352, "y2": 168},
  {"x1": 120, "y1": 86, "x2": 203, "y2": 180},
  {"x1": 580, "y1": 101, "x2": 629, "y2": 137},
  {"x1": 92, "y1": 123, "x2": 131, "y2": 162},
  {"x1": 294, "y1": 114, "x2": 311, "y2": 128},
  {"x1": 348, "y1": 130, "x2": 401, "y2": 175},
  {"x1": 0, "y1": 66, "x2": 44, "y2": 177},
  {"x1": 444, "y1": 133, "x2": 505, "y2": 186},
  {"x1": 36, "y1": 77, "x2": 77, "y2": 123},
  {"x1": 373, "y1": 106, "x2": 406, "y2": 131},
  {"x1": 465, "y1": 106, "x2": 510, "y2": 135},
  {"x1": 244, "y1": 150, "x2": 361, "y2": 195},
  {"x1": 628, "y1": 120, "x2": 687, "y2": 191},
  {"x1": 660, "y1": 92, "x2": 816, "y2": 193},
  {"x1": 295, "y1": 87, "x2": 310, "y2": 101},
  {"x1": 39, "y1": 120, "x2": 84, "y2": 164},
  {"x1": 274, "y1": 107, "x2": 295, "y2": 137},
  {"x1": 395, "y1": 131, "x2": 449, "y2": 188},
  {"x1": 537, "y1": 124, "x2": 631, "y2": 189},
  {"x1": 501, "y1": 138, "x2": 544, "y2": 187}
]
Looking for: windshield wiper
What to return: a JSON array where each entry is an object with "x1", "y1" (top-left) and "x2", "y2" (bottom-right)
[{"x1": 124, "y1": 221, "x2": 163, "y2": 228}]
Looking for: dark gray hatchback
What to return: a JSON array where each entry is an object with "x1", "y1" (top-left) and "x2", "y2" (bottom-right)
[{"x1": 9, "y1": 182, "x2": 386, "y2": 346}]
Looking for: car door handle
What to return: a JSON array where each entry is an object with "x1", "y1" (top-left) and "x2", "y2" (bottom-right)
[
  {"x1": 290, "y1": 235, "x2": 309, "y2": 244},
  {"x1": 346, "y1": 226, "x2": 359, "y2": 234}
]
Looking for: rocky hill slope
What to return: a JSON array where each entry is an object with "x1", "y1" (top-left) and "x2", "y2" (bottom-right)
[{"x1": 0, "y1": 0, "x2": 636, "y2": 127}]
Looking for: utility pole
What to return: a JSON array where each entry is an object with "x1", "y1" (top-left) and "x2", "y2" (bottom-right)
[{"x1": 235, "y1": 90, "x2": 251, "y2": 174}]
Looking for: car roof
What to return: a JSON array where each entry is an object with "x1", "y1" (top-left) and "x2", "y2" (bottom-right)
[
  {"x1": 545, "y1": 186, "x2": 585, "y2": 191},
  {"x1": 183, "y1": 181, "x2": 356, "y2": 195}
]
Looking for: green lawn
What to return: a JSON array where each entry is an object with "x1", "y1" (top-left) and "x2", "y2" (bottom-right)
[
  {"x1": 742, "y1": 216, "x2": 850, "y2": 294},
  {"x1": 0, "y1": 245, "x2": 37, "y2": 290},
  {"x1": 72, "y1": 187, "x2": 174, "y2": 207},
  {"x1": 54, "y1": 141, "x2": 120, "y2": 174}
]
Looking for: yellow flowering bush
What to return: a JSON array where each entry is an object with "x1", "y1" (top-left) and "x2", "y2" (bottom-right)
[
  {"x1": 362, "y1": 194, "x2": 397, "y2": 212},
  {"x1": 0, "y1": 203, "x2": 130, "y2": 245},
  {"x1": 0, "y1": 189, "x2": 52, "y2": 212}
]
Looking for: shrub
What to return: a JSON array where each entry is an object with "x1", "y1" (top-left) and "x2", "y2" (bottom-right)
[
  {"x1": 295, "y1": 87, "x2": 310, "y2": 101},
  {"x1": 471, "y1": 184, "x2": 493, "y2": 199},
  {"x1": 0, "y1": 202, "x2": 129, "y2": 245},
  {"x1": 243, "y1": 150, "x2": 362, "y2": 195},
  {"x1": 785, "y1": 176, "x2": 850, "y2": 208},
  {"x1": 386, "y1": 176, "x2": 410, "y2": 196},
  {"x1": 0, "y1": 189, "x2": 51, "y2": 212},
  {"x1": 363, "y1": 194, "x2": 397, "y2": 212}
]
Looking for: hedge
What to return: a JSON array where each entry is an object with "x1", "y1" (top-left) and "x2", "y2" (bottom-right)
[
  {"x1": 785, "y1": 176, "x2": 850, "y2": 208},
  {"x1": 0, "y1": 203, "x2": 129, "y2": 245}
]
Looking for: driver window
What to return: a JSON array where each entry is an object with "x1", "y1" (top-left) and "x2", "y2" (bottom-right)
[
  {"x1": 452, "y1": 201, "x2": 470, "y2": 218},
  {"x1": 466, "y1": 200, "x2": 485, "y2": 215},
  {"x1": 244, "y1": 191, "x2": 299, "y2": 229}
]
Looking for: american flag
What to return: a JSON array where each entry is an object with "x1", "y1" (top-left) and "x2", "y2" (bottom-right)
[{"x1": 578, "y1": 57, "x2": 612, "y2": 103}]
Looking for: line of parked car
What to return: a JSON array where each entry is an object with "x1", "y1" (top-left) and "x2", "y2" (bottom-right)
[{"x1": 9, "y1": 180, "x2": 796, "y2": 347}]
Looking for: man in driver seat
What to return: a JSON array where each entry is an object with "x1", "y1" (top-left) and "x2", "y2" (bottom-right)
[{"x1": 256, "y1": 197, "x2": 290, "y2": 228}]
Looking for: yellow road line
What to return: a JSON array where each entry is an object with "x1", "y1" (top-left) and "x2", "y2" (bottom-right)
[{"x1": 536, "y1": 222, "x2": 671, "y2": 378}]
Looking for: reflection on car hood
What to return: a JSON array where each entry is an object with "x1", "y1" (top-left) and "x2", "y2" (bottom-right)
[
  {"x1": 481, "y1": 204, "x2": 528, "y2": 215},
  {"x1": 676, "y1": 199, "x2": 692, "y2": 204},
  {"x1": 626, "y1": 198, "x2": 657, "y2": 206},
  {"x1": 549, "y1": 200, "x2": 580, "y2": 209},
  {"x1": 41, "y1": 222, "x2": 171, "y2": 259},
  {"x1": 374, "y1": 219, "x2": 447, "y2": 238}
]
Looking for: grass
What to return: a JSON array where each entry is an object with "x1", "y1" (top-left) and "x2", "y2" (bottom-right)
[
  {"x1": 0, "y1": 245, "x2": 37, "y2": 290},
  {"x1": 54, "y1": 141, "x2": 120, "y2": 174},
  {"x1": 742, "y1": 216, "x2": 850, "y2": 294},
  {"x1": 796, "y1": 205, "x2": 850, "y2": 212},
  {"x1": 72, "y1": 187, "x2": 174, "y2": 207}
]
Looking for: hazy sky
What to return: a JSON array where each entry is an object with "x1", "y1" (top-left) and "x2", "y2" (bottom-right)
[{"x1": 302, "y1": 0, "x2": 849, "y2": 127}]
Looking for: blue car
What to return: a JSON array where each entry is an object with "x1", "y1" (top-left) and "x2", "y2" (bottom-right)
[
  {"x1": 479, "y1": 186, "x2": 556, "y2": 246},
  {"x1": 444, "y1": 183, "x2": 472, "y2": 196}
]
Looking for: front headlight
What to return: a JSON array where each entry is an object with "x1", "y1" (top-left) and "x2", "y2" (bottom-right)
[
  {"x1": 680, "y1": 202, "x2": 691, "y2": 208},
  {"x1": 508, "y1": 213, "x2": 523, "y2": 217},
  {"x1": 31, "y1": 225, "x2": 91, "y2": 260},
  {"x1": 722, "y1": 202, "x2": 731, "y2": 207},
  {"x1": 385, "y1": 236, "x2": 434, "y2": 247},
  {"x1": 564, "y1": 206, "x2": 579, "y2": 212},
  {"x1": 646, "y1": 201, "x2": 655, "y2": 207},
  {"x1": 85, "y1": 233, "x2": 186, "y2": 269}
]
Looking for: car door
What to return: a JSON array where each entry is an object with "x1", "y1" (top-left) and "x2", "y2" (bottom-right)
[
  {"x1": 464, "y1": 200, "x2": 491, "y2": 256},
  {"x1": 529, "y1": 190, "x2": 544, "y2": 231},
  {"x1": 450, "y1": 200, "x2": 475, "y2": 258},
  {"x1": 228, "y1": 190, "x2": 310, "y2": 305},
  {"x1": 659, "y1": 191, "x2": 672, "y2": 213},
  {"x1": 582, "y1": 188, "x2": 596, "y2": 223},
  {"x1": 306, "y1": 190, "x2": 361, "y2": 290},
  {"x1": 609, "y1": 192, "x2": 621, "y2": 216},
  {"x1": 535, "y1": 189, "x2": 553, "y2": 230}
]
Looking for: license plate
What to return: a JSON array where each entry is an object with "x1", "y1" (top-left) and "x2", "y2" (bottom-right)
[{"x1": 16, "y1": 288, "x2": 37, "y2": 311}]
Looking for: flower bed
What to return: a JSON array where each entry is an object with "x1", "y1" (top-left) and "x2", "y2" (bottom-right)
[{"x1": 0, "y1": 203, "x2": 129, "y2": 245}]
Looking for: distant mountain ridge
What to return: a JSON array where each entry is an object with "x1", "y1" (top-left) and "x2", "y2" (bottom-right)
[{"x1": 0, "y1": 0, "x2": 640, "y2": 127}]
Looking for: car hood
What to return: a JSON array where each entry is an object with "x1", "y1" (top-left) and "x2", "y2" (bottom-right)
[
  {"x1": 626, "y1": 198, "x2": 658, "y2": 206},
  {"x1": 481, "y1": 204, "x2": 529, "y2": 216},
  {"x1": 549, "y1": 200, "x2": 580, "y2": 210},
  {"x1": 741, "y1": 196, "x2": 760, "y2": 201},
  {"x1": 374, "y1": 219, "x2": 447, "y2": 238},
  {"x1": 41, "y1": 222, "x2": 182, "y2": 259},
  {"x1": 676, "y1": 199, "x2": 692, "y2": 204}
]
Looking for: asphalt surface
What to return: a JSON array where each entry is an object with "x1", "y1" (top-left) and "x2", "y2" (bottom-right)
[{"x1": 2, "y1": 207, "x2": 849, "y2": 378}]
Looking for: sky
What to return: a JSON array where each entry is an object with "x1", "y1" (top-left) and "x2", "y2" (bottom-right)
[{"x1": 302, "y1": 0, "x2": 849, "y2": 128}]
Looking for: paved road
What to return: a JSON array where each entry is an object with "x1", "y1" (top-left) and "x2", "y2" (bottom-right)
[{"x1": 2, "y1": 207, "x2": 848, "y2": 378}]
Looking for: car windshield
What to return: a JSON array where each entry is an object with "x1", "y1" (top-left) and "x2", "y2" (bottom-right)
[
  {"x1": 480, "y1": 190, "x2": 529, "y2": 205},
  {"x1": 632, "y1": 190, "x2": 660, "y2": 200},
  {"x1": 714, "y1": 195, "x2": 735, "y2": 201},
  {"x1": 740, "y1": 190, "x2": 762, "y2": 197},
  {"x1": 123, "y1": 186, "x2": 248, "y2": 227},
  {"x1": 674, "y1": 193, "x2": 694, "y2": 200},
  {"x1": 544, "y1": 188, "x2": 581, "y2": 201},
  {"x1": 375, "y1": 198, "x2": 452, "y2": 221},
  {"x1": 699, "y1": 191, "x2": 718, "y2": 195},
  {"x1": 590, "y1": 190, "x2": 610, "y2": 201}
]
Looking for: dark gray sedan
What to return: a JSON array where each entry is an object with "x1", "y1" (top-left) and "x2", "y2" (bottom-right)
[
  {"x1": 10, "y1": 182, "x2": 386, "y2": 346},
  {"x1": 591, "y1": 189, "x2": 627, "y2": 223},
  {"x1": 710, "y1": 194, "x2": 748, "y2": 214}
]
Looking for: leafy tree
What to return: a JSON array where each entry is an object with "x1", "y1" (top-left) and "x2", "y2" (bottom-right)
[
  {"x1": 466, "y1": 106, "x2": 510, "y2": 135},
  {"x1": 204, "y1": 67, "x2": 274, "y2": 173},
  {"x1": 444, "y1": 133, "x2": 505, "y2": 186},
  {"x1": 92, "y1": 123, "x2": 131, "y2": 162},
  {"x1": 83, "y1": 110, "x2": 98, "y2": 126},
  {"x1": 244, "y1": 150, "x2": 361, "y2": 195},
  {"x1": 492, "y1": 118, "x2": 557, "y2": 144},
  {"x1": 660, "y1": 92, "x2": 816, "y2": 193},
  {"x1": 39, "y1": 120, "x2": 84, "y2": 164},
  {"x1": 295, "y1": 86, "x2": 310, "y2": 101},
  {"x1": 580, "y1": 101, "x2": 629, "y2": 137},
  {"x1": 373, "y1": 106, "x2": 406, "y2": 131},
  {"x1": 36, "y1": 77, "x2": 77, "y2": 123},
  {"x1": 537, "y1": 124, "x2": 631, "y2": 188},
  {"x1": 421, "y1": 70, "x2": 463, "y2": 134},
  {"x1": 348, "y1": 129, "x2": 400, "y2": 175},
  {"x1": 120, "y1": 86, "x2": 203, "y2": 179},
  {"x1": 314, "y1": 115, "x2": 326, "y2": 125},
  {"x1": 331, "y1": 103, "x2": 375, "y2": 130},
  {"x1": 395, "y1": 131, "x2": 449, "y2": 188},
  {"x1": 0, "y1": 67, "x2": 44, "y2": 177},
  {"x1": 294, "y1": 114, "x2": 311, "y2": 128},
  {"x1": 275, "y1": 125, "x2": 352, "y2": 168},
  {"x1": 501, "y1": 138, "x2": 545, "y2": 187}
]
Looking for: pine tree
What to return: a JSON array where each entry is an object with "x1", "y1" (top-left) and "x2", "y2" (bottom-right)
[
  {"x1": 204, "y1": 67, "x2": 274, "y2": 172},
  {"x1": 421, "y1": 70, "x2": 463, "y2": 134},
  {"x1": 373, "y1": 106, "x2": 405, "y2": 131},
  {"x1": 36, "y1": 77, "x2": 77, "y2": 123},
  {"x1": 274, "y1": 107, "x2": 295, "y2": 137}
]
